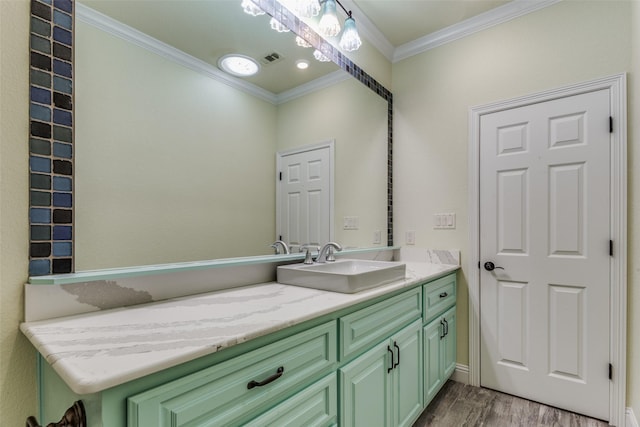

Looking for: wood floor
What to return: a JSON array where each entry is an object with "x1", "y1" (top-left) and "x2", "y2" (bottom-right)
[{"x1": 412, "y1": 381, "x2": 609, "y2": 427}]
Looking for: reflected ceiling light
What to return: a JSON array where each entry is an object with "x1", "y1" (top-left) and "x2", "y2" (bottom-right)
[
  {"x1": 270, "y1": 17, "x2": 291, "y2": 32},
  {"x1": 295, "y1": 35, "x2": 312, "y2": 48},
  {"x1": 318, "y1": 0, "x2": 341, "y2": 37},
  {"x1": 296, "y1": 59, "x2": 310, "y2": 69},
  {"x1": 313, "y1": 49, "x2": 330, "y2": 62},
  {"x1": 241, "y1": 0, "x2": 265, "y2": 16},
  {"x1": 339, "y1": 13, "x2": 361, "y2": 52},
  {"x1": 294, "y1": 0, "x2": 321, "y2": 18},
  {"x1": 217, "y1": 54, "x2": 260, "y2": 77}
]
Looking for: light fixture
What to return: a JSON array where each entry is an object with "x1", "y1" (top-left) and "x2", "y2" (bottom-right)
[
  {"x1": 295, "y1": 35, "x2": 312, "y2": 48},
  {"x1": 270, "y1": 17, "x2": 291, "y2": 32},
  {"x1": 339, "y1": 12, "x2": 361, "y2": 52},
  {"x1": 313, "y1": 49, "x2": 330, "y2": 62},
  {"x1": 217, "y1": 54, "x2": 260, "y2": 77},
  {"x1": 318, "y1": 0, "x2": 341, "y2": 37},
  {"x1": 241, "y1": 0, "x2": 265, "y2": 16},
  {"x1": 296, "y1": 59, "x2": 310, "y2": 70},
  {"x1": 294, "y1": 0, "x2": 320, "y2": 18}
]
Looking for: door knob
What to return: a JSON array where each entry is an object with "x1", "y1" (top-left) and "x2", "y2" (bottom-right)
[{"x1": 484, "y1": 261, "x2": 504, "y2": 271}]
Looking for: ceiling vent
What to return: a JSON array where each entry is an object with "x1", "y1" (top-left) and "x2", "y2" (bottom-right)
[{"x1": 260, "y1": 52, "x2": 284, "y2": 65}]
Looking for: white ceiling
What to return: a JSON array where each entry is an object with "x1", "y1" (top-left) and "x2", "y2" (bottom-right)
[{"x1": 79, "y1": 0, "x2": 556, "y2": 95}]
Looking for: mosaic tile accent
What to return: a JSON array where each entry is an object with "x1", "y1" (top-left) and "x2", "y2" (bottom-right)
[
  {"x1": 252, "y1": 0, "x2": 394, "y2": 246},
  {"x1": 29, "y1": 0, "x2": 73, "y2": 275}
]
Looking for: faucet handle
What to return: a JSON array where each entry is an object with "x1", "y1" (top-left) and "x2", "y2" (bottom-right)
[{"x1": 300, "y1": 244, "x2": 319, "y2": 264}]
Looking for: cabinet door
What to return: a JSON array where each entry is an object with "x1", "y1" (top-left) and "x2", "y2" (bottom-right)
[
  {"x1": 441, "y1": 306, "x2": 457, "y2": 379},
  {"x1": 340, "y1": 341, "x2": 392, "y2": 427},
  {"x1": 423, "y1": 317, "x2": 444, "y2": 405},
  {"x1": 391, "y1": 320, "x2": 423, "y2": 427}
]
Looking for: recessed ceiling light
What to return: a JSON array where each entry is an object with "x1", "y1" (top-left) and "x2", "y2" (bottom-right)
[
  {"x1": 296, "y1": 60, "x2": 310, "y2": 70},
  {"x1": 218, "y1": 54, "x2": 260, "y2": 77}
]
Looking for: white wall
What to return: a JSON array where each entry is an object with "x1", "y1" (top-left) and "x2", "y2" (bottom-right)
[
  {"x1": 75, "y1": 21, "x2": 278, "y2": 270},
  {"x1": 0, "y1": 1, "x2": 35, "y2": 425},
  {"x1": 392, "y1": 0, "x2": 632, "y2": 377},
  {"x1": 277, "y1": 77, "x2": 388, "y2": 249}
]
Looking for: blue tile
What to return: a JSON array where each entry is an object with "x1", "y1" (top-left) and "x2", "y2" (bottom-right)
[
  {"x1": 53, "y1": 59, "x2": 72, "y2": 78},
  {"x1": 53, "y1": 76, "x2": 72, "y2": 94},
  {"x1": 53, "y1": 176, "x2": 72, "y2": 191},
  {"x1": 30, "y1": 86, "x2": 51, "y2": 104},
  {"x1": 53, "y1": 192, "x2": 72, "y2": 207},
  {"x1": 30, "y1": 103, "x2": 51, "y2": 122},
  {"x1": 53, "y1": 108, "x2": 72, "y2": 126},
  {"x1": 54, "y1": 0, "x2": 72, "y2": 13},
  {"x1": 52, "y1": 27, "x2": 72, "y2": 46},
  {"x1": 53, "y1": 225, "x2": 72, "y2": 240},
  {"x1": 29, "y1": 259, "x2": 51, "y2": 276},
  {"x1": 30, "y1": 156, "x2": 51, "y2": 173},
  {"x1": 53, "y1": 241, "x2": 72, "y2": 257},
  {"x1": 53, "y1": 10, "x2": 72, "y2": 30},
  {"x1": 53, "y1": 142, "x2": 72, "y2": 159},
  {"x1": 30, "y1": 208, "x2": 51, "y2": 224}
]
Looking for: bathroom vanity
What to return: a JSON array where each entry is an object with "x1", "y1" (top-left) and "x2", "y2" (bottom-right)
[{"x1": 22, "y1": 261, "x2": 458, "y2": 426}]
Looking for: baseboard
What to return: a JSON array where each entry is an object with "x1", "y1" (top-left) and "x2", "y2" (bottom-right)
[
  {"x1": 451, "y1": 363, "x2": 469, "y2": 384},
  {"x1": 627, "y1": 407, "x2": 639, "y2": 427}
]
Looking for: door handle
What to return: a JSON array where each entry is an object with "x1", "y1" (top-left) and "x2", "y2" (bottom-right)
[
  {"x1": 484, "y1": 261, "x2": 504, "y2": 271},
  {"x1": 393, "y1": 341, "x2": 400, "y2": 368},
  {"x1": 440, "y1": 320, "x2": 445, "y2": 339},
  {"x1": 387, "y1": 345, "x2": 395, "y2": 373},
  {"x1": 443, "y1": 318, "x2": 449, "y2": 336}
]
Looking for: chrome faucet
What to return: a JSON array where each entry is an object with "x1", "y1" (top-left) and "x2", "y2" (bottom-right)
[
  {"x1": 270, "y1": 240, "x2": 290, "y2": 255},
  {"x1": 317, "y1": 242, "x2": 342, "y2": 263}
]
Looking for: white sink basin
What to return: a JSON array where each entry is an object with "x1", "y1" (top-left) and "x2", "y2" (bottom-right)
[{"x1": 277, "y1": 259, "x2": 406, "y2": 293}]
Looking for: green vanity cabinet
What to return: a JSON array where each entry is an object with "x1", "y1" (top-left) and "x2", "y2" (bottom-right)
[
  {"x1": 35, "y1": 271, "x2": 458, "y2": 427},
  {"x1": 423, "y1": 303, "x2": 457, "y2": 405},
  {"x1": 339, "y1": 319, "x2": 423, "y2": 427}
]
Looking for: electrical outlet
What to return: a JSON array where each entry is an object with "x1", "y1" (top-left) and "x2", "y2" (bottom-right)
[
  {"x1": 373, "y1": 230, "x2": 381, "y2": 244},
  {"x1": 405, "y1": 230, "x2": 416, "y2": 245}
]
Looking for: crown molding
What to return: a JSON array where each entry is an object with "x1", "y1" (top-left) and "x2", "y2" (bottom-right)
[
  {"x1": 393, "y1": 0, "x2": 561, "y2": 63},
  {"x1": 276, "y1": 70, "x2": 350, "y2": 104}
]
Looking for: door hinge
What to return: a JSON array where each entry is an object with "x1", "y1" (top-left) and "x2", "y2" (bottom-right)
[
  {"x1": 610, "y1": 240, "x2": 614, "y2": 257},
  {"x1": 609, "y1": 363, "x2": 613, "y2": 380},
  {"x1": 478, "y1": 261, "x2": 481, "y2": 269},
  {"x1": 610, "y1": 116, "x2": 613, "y2": 133},
  {"x1": 279, "y1": 235, "x2": 282, "y2": 240},
  {"x1": 279, "y1": 172, "x2": 282, "y2": 181}
]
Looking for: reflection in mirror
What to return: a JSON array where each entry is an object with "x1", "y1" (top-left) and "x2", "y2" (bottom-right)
[{"x1": 73, "y1": 0, "x2": 389, "y2": 270}]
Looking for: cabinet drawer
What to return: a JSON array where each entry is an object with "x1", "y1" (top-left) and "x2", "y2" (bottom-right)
[
  {"x1": 423, "y1": 274, "x2": 456, "y2": 324},
  {"x1": 127, "y1": 321, "x2": 336, "y2": 427},
  {"x1": 245, "y1": 373, "x2": 337, "y2": 427},
  {"x1": 340, "y1": 287, "x2": 421, "y2": 360}
]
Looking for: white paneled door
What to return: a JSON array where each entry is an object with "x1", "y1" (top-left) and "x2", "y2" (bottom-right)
[
  {"x1": 277, "y1": 142, "x2": 333, "y2": 250},
  {"x1": 479, "y1": 89, "x2": 610, "y2": 420}
]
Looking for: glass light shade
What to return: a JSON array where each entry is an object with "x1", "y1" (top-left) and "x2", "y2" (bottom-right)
[
  {"x1": 318, "y1": 0, "x2": 341, "y2": 37},
  {"x1": 295, "y1": 35, "x2": 312, "y2": 48},
  {"x1": 294, "y1": 0, "x2": 320, "y2": 18},
  {"x1": 218, "y1": 54, "x2": 260, "y2": 77},
  {"x1": 339, "y1": 17, "x2": 362, "y2": 51},
  {"x1": 241, "y1": 0, "x2": 265, "y2": 16},
  {"x1": 313, "y1": 49, "x2": 330, "y2": 62},
  {"x1": 296, "y1": 59, "x2": 310, "y2": 69},
  {"x1": 270, "y1": 17, "x2": 290, "y2": 32}
]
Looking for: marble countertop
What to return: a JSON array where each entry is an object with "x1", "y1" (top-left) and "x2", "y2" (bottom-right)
[{"x1": 21, "y1": 262, "x2": 458, "y2": 395}]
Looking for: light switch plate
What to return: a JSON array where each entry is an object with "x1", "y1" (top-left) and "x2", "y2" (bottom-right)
[
  {"x1": 373, "y1": 230, "x2": 381, "y2": 244},
  {"x1": 343, "y1": 216, "x2": 359, "y2": 230},
  {"x1": 405, "y1": 230, "x2": 416, "y2": 245},
  {"x1": 433, "y1": 213, "x2": 456, "y2": 229}
]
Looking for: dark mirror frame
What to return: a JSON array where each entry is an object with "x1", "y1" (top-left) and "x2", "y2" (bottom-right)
[{"x1": 27, "y1": 0, "x2": 393, "y2": 276}]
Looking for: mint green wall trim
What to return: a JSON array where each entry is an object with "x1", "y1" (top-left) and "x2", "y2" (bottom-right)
[{"x1": 28, "y1": 247, "x2": 400, "y2": 285}]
